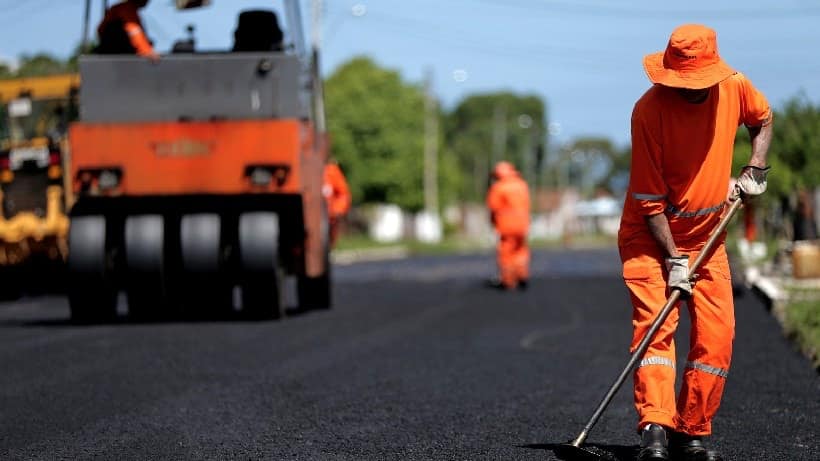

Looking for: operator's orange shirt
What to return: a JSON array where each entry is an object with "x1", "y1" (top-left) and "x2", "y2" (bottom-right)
[
  {"x1": 98, "y1": 2, "x2": 155, "y2": 56},
  {"x1": 619, "y1": 73, "x2": 771, "y2": 246}
]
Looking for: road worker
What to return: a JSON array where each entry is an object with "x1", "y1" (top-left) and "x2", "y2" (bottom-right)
[
  {"x1": 486, "y1": 161, "x2": 531, "y2": 290},
  {"x1": 96, "y1": 0, "x2": 159, "y2": 62},
  {"x1": 620, "y1": 24, "x2": 772, "y2": 461},
  {"x1": 322, "y1": 160, "x2": 351, "y2": 248}
]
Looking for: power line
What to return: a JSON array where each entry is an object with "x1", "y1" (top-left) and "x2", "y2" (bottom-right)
[
  {"x1": 334, "y1": 10, "x2": 620, "y2": 69},
  {"x1": 471, "y1": 0, "x2": 820, "y2": 20}
]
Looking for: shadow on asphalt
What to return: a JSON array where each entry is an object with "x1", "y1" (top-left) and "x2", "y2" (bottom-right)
[{"x1": 521, "y1": 442, "x2": 638, "y2": 461}]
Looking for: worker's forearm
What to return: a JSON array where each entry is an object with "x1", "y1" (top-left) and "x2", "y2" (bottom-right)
[
  {"x1": 124, "y1": 22, "x2": 155, "y2": 56},
  {"x1": 746, "y1": 122, "x2": 773, "y2": 168},
  {"x1": 645, "y1": 213, "x2": 680, "y2": 258}
]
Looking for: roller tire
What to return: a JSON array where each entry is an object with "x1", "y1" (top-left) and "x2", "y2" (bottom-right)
[
  {"x1": 67, "y1": 215, "x2": 117, "y2": 323},
  {"x1": 238, "y1": 212, "x2": 283, "y2": 319},
  {"x1": 180, "y1": 214, "x2": 230, "y2": 316},
  {"x1": 124, "y1": 215, "x2": 166, "y2": 320}
]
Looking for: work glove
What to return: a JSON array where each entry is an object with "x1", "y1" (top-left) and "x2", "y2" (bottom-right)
[
  {"x1": 736, "y1": 165, "x2": 771, "y2": 197},
  {"x1": 665, "y1": 255, "x2": 692, "y2": 296}
]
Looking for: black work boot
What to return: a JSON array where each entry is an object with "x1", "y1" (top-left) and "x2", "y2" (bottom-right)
[
  {"x1": 484, "y1": 278, "x2": 505, "y2": 290},
  {"x1": 669, "y1": 432, "x2": 722, "y2": 461},
  {"x1": 637, "y1": 424, "x2": 669, "y2": 460}
]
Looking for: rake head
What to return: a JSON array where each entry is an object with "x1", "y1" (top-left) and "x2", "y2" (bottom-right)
[{"x1": 554, "y1": 442, "x2": 617, "y2": 461}]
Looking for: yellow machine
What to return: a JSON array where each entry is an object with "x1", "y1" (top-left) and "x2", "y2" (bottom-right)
[{"x1": 0, "y1": 74, "x2": 78, "y2": 278}]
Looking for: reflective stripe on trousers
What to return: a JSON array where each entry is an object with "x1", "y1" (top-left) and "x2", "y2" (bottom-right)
[
  {"x1": 686, "y1": 361, "x2": 729, "y2": 379},
  {"x1": 640, "y1": 356, "x2": 675, "y2": 370}
]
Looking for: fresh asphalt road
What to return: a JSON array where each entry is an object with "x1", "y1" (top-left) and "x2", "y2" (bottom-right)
[{"x1": 1, "y1": 248, "x2": 817, "y2": 460}]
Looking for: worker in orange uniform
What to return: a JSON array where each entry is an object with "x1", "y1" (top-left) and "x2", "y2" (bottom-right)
[
  {"x1": 97, "y1": 0, "x2": 159, "y2": 62},
  {"x1": 620, "y1": 24, "x2": 772, "y2": 461},
  {"x1": 322, "y1": 160, "x2": 351, "y2": 248},
  {"x1": 486, "y1": 161, "x2": 531, "y2": 290}
]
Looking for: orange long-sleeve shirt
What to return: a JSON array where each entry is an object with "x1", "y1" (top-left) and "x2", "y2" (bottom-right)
[
  {"x1": 487, "y1": 173, "x2": 530, "y2": 236},
  {"x1": 98, "y1": 1, "x2": 155, "y2": 57},
  {"x1": 619, "y1": 73, "x2": 771, "y2": 246}
]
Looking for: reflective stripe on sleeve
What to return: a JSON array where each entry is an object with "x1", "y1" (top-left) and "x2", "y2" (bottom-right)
[
  {"x1": 632, "y1": 192, "x2": 666, "y2": 201},
  {"x1": 639, "y1": 356, "x2": 675, "y2": 369},
  {"x1": 686, "y1": 361, "x2": 729, "y2": 378},
  {"x1": 666, "y1": 202, "x2": 725, "y2": 218}
]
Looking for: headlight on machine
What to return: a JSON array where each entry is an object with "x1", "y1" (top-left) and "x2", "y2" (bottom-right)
[{"x1": 244, "y1": 164, "x2": 290, "y2": 188}]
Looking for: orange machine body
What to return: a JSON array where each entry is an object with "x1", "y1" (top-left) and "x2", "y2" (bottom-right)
[
  {"x1": 69, "y1": 118, "x2": 327, "y2": 277},
  {"x1": 70, "y1": 120, "x2": 310, "y2": 196}
]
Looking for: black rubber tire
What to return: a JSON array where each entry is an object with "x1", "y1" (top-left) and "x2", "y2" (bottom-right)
[
  {"x1": 298, "y1": 268, "x2": 331, "y2": 310},
  {"x1": 238, "y1": 212, "x2": 283, "y2": 319},
  {"x1": 124, "y1": 215, "x2": 166, "y2": 320},
  {"x1": 0, "y1": 265, "x2": 23, "y2": 301},
  {"x1": 180, "y1": 213, "x2": 230, "y2": 316},
  {"x1": 67, "y1": 215, "x2": 117, "y2": 323}
]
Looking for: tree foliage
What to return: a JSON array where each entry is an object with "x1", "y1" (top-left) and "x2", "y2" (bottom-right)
[
  {"x1": 733, "y1": 94, "x2": 820, "y2": 203},
  {"x1": 563, "y1": 137, "x2": 628, "y2": 195},
  {"x1": 0, "y1": 53, "x2": 72, "y2": 80},
  {"x1": 444, "y1": 92, "x2": 547, "y2": 201},
  {"x1": 325, "y1": 56, "x2": 459, "y2": 211},
  {"x1": 14, "y1": 54, "x2": 69, "y2": 78},
  {"x1": 0, "y1": 62, "x2": 13, "y2": 79},
  {"x1": 325, "y1": 56, "x2": 424, "y2": 209}
]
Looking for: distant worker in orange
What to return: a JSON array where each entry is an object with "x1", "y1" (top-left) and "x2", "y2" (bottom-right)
[
  {"x1": 322, "y1": 160, "x2": 351, "y2": 248},
  {"x1": 486, "y1": 161, "x2": 531, "y2": 290},
  {"x1": 96, "y1": 0, "x2": 159, "y2": 61},
  {"x1": 620, "y1": 24, "x2": 772, "y2": 461}
]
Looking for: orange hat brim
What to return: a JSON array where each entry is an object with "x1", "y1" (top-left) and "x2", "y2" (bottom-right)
[{"x1": 643, "y1": 52, "x2": 736, "y2": 90}]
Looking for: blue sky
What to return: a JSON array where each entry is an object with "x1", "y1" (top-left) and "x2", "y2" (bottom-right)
[{"x1": 1, "y1": 0, "x2": 819, "y2": 148}]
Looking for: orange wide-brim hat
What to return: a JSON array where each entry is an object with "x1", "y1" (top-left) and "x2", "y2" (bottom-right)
[{"x1": 643, "y1": 24, "x2": 736, "y2": 90}]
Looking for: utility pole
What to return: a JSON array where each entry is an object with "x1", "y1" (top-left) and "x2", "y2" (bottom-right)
[
  {"x1": 491, "y1": 104, "x2": 507, "y2": 166},
  {"x1": 522, "y1": 127, "x2": 534, "y2": 202},
  {"x1": 423, "y1": 68, "x2": 439, "y2": 216},
  {"x1": 81, "y1": 0, "x2": 92, "y2": 53},
  {"x1": 310, "y1": 0, "x2": 326, "y2": 134},
  {"x1": 311, "y1": 0, "x2": 323, "y2": 51}
]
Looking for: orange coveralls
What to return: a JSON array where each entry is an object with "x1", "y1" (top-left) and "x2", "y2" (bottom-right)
[
  {"x1": 487, "y1": 164, "x2": 531, "y2": 289},
  {"x1": 322, "y1": 163, "x2": 351, "y2": 248},
  {"x1": 619, "y1": 73, "x2": 771, "y2": 435},
  {"x1": 98, "y1": 1, "x2": 156, "y2": 57}
]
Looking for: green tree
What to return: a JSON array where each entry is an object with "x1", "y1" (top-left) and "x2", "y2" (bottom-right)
[
  {"x1": 445, "y1": 92, "x2": 547, "y2": 202},
  {"x1": 15, "y1": 53, "x2": 67, "y2": 77},
  {"x1": 66, "y1": 42, "x2": 89, "y2": 73},
  {"x1": 768, "y1": 95, "x2": 820, "y2": 193},
  {"x1": 733, "y1": 94, "x2": 820, "y2": 203},
  {"x1": 0, "y1": 62, "x2": 13, "y2": 79},
  {"x1": 325, "y1": 56, "x2": 458, "y2": 211},
  {"x1": 562, "y1": 137, "x2": 624, "y2": 196}
]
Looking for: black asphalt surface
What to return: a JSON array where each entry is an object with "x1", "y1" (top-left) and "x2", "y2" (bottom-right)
[{"x1": 0, "y1": 247, "x2": 817, "y2": 460}]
